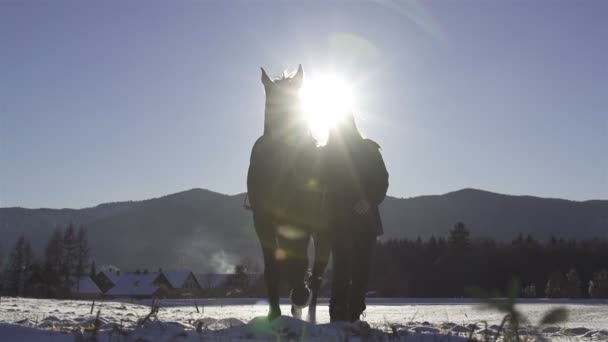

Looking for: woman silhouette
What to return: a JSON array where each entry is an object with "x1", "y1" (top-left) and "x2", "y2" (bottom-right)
[{"x1": 321, "y1": 113, "x2": 389, "y2": 322}]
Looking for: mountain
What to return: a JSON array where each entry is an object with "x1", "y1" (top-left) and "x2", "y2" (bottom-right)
[
  {"x1": 380, "y1": 188, "x2": 608, "y2": 241},
  {"x1": 1, "y1": 188, "x2": 607, "y2": 272}
]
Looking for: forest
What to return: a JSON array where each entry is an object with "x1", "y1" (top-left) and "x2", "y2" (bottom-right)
[
  {"x1": 3, "y1": 222, "x2": 608, "y2": 299},
  {"x1": 368, "y1": 222, "x2": 608, "y2": 298}
]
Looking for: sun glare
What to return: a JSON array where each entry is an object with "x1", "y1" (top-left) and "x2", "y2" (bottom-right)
[{"x1": 300, "y1": 75, "x2": 353, "y2": 144}]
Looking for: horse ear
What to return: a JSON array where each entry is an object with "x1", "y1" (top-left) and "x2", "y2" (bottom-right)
[
  {"x1": 261, "y1": 67, "x2": 272, "y2": 87},
  {"x1": 292, "y1": 64, "x2": 303, "y2": 87}
]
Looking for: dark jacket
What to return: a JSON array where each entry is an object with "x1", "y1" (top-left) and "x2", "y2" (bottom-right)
[{"x1": 321, "y1": 138, "x2": 389, "y2": 236}]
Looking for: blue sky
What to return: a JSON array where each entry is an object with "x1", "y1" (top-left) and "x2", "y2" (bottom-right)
[{"x1": 1, "y1": 0, "x2": 606, "y2": 208}]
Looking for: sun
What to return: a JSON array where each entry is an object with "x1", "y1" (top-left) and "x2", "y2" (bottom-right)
[{"x1": 300, "y1": 74, "x2": 353, "y2": 144}]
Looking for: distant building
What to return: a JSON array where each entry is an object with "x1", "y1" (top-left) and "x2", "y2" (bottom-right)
[
  {"x1": 70, "y1": 276, "x2": 102, "y2": 299},
  {"x1": 103, "y1": 272, "x2": 170, "y2": 299},
  {"x1": 94, "y1": 268, "x2": 258, "y2": 298},
  {"x1": 195, "y1": 273, "x2": 258, "y2": 295},
  {"x1": 95, "y1": 269, "x2": 121, "y2": 293},
  {"x1": 195, "y1": 273, "x2": 232, "y2": 292},
  {"x1": 162, "y1": 271, "x2": 203, "y2": 297}
]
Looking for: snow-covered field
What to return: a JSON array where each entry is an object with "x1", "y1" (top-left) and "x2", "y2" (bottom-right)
[{"x1": 1, "y1": 297, "x2": 607, "y2": 341}]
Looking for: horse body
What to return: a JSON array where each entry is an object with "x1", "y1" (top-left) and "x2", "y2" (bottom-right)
[{"x1": 247, "y1": 66, "x2": 330, "y2": 322}]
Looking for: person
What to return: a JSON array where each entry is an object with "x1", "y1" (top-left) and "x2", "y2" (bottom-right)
[{"x1": 320, "y1": 113, "x2": 389, "y2": 323}]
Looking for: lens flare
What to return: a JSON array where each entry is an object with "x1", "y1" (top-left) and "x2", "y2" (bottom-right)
[{"x1": 300, "y1": 74, "x2": 353, "y2": 144}]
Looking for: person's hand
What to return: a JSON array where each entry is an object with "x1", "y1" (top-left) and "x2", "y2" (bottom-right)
[{"x1": 353, "y1": 199, "x2": 371, "y2": 215}]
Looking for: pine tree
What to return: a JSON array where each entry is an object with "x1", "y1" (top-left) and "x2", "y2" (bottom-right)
[
  {"x1": 565, "y1": 268, "x2": 582, "y2": 298},
  {"x1": 3, "y1": 235, "x2": 34, "y2": 296},
  {"x1": 75, "y1": 226, "x2": 89, "y2": 278},
  {"x1": 90, "y1": 261, "x2": 97, "y2": 279},
  {"x1": 43, "y1": 228, "x2": 65, "y2": 297},
  {"x1": 0, "y1": 243, "x2": 4, "y2": 270},
  {"x1": 0, "y1": 243, "x2": 4, "y2": 289},
  {"x1": 589, "y1": 269, "x2": 608, "y2": 298},
  {"x1": 523, "y1": 283, "x2": 537, "y2": 298},
  {"x1": 448, "y1": 222, "x2": 471, "y2": 248},
  {"x1": 62, "y1": 224, "x2": 77, "y2": 286},
  {"x1": 545, "y1": 271, "x2": 566, "y2": 298}
]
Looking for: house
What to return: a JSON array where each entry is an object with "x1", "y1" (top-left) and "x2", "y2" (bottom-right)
[
  {"x1": 95, "y1": 269, "x2": 121, "y2": 293},
  {"x1": 70, "y1": 276, "x2": 102, "y2": 299},
  {"x1": 195, "y1": 273, "x2": 259, "y2": 296},
  {"x1": 161, "y1": 271, "x2": 203, "y2": 297},
  {"x1": 104, "y1": 272, "x2": 170, "y2": 299},
  {"x1": 195, "y1": 273, "x2": 232, "y2": 292}
]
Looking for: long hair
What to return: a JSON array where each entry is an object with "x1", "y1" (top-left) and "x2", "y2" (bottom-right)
[{"x1": 326, "y1": 112, "x2": 363, "y2": 147}]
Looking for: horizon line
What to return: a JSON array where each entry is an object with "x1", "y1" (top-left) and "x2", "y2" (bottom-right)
[{"x1": 1, "y1": 186, "x2": 605, "y2": 211}]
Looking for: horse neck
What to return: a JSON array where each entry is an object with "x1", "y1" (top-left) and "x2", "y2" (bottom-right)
[{"x1": 262, "y1": 122, "x2": 315, "y2": 147}]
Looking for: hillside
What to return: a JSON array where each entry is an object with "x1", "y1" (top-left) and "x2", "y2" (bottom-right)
[{"x1": 1, "y1": 188, "x2": 607, "y2": 272}]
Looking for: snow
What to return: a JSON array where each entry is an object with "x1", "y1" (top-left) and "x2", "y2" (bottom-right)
[{"x1": 1, "y1": 297, "x2": 607, "y2": 341}]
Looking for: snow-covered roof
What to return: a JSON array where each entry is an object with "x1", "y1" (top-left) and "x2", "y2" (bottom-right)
[
  {"x1": 195, "y1": 274, "x2": 231, "y2": 288},
  {"x1": 70, "y1": 276, "x2": 102, "y2": 295},
  {"x1": 98, "y1": 270, "x2": 121, "y2": 285},
  {"x1": 105, "y1": 272, "x2": 161, "y2": 296},
  {"x1": 162, "y1": 271, "x2": 194, "y2": 289}
]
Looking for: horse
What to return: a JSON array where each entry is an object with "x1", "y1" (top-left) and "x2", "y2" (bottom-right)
[{"x1": 246, "y1": 65, "x2": 330, "y2": 322}]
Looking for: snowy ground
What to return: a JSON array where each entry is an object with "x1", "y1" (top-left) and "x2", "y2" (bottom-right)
[{"x1": 1, "y1": 297, "x2": 607, "y2": 341}]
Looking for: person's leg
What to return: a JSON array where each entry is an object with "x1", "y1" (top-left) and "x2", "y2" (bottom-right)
[
  {"x1": 348, "y1": 227, "x2": 376, "y2": 322},
  {"x1": 329, "y1": 219, "x2": 353, "y2": 322},
  {"x1": 253, "y1": 211, "x2": 281, "y2": 320}
]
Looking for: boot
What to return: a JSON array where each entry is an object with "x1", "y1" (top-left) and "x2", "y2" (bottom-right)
[{"x1": 349, "y1": 304, "x2": 366, "y2": 323}]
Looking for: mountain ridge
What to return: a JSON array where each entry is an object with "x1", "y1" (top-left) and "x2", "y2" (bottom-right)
[
  {"x1": 3, "y1": 187, "x2": 603, "y2": 211},
  {"x1": 1, "y1": 188, "x2": 606, "y2": 273}
]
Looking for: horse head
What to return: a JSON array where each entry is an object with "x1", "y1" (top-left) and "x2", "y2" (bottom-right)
[{"x1": 261, "y1": 65, "x2": 310, "y2": 143}]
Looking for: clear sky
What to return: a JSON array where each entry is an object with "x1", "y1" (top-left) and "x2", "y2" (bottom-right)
[{"x1": 1, "y1": 0, "x2": 607, "y2": 209}]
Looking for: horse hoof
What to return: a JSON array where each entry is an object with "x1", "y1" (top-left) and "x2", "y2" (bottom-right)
[
  {"x1": 291, "y1": 305, "x2": 302, "y2": 320},
  {"x1": 268, "y1": 308, "x2": 281, "y2": 321}
]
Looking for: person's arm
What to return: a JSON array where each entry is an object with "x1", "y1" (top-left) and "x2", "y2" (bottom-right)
[
  {"x1": 352, "y1": 140, "x2": 389, "y2": 215},
  {"x1": 364, "y1": 140, "x2": 389, "y2": 206}
]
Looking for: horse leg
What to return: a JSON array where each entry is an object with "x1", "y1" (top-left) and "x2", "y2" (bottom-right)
[
  {"x1": 307, "y1": 231, "x2": 331, "y2": 323},
  {"x1": 253, "y1": 211, "x2": 281, "y2": 320},
  {"x1": 278, "y1": 230, "x2": 311, "y2": 320}
]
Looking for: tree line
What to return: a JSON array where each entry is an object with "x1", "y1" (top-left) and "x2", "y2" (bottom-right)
[
  {"x1": 3, "y1": 221, "x2": 608, "y2": 299},
  {"x1": 0, "y1": 224, "x2": 92, "y2": 298},
  {"x1": 368, "y1": 222, "x2": 608, "y2": 298}
]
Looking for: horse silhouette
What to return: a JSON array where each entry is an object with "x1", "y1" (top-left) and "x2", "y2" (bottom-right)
[{"x1": 246, "y1": 65, "x2": 330, "y2": 322}]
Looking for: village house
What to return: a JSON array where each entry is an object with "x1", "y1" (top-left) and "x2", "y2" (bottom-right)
[
  {"x1": 93, "y1": 267, "x2": 259, "y2": 298},
  {"x1": 162, "y1": 271, "x2": 203, "y2": 297},
  {"x1": 94, "y1": 268, "x2": 121, "y2": 293},
  {"x1": 195, "y1": 273, "x2": 232, "y2": 293},
  {"x1": 103, "y1": 271, "x2": 171, "y2": 299},
  {"x1": 70, "y1": 276, "x2": 102, "y2": 299}
]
